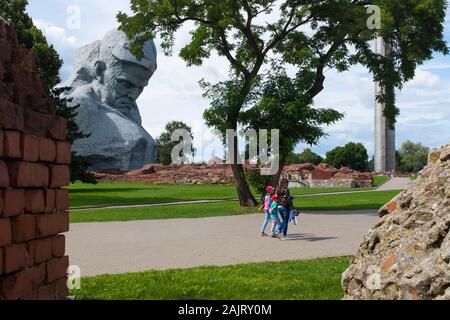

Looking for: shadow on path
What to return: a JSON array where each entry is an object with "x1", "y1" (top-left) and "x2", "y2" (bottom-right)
[{"x1": 287, "y1": 233, "x2": 338, "y2": 242}]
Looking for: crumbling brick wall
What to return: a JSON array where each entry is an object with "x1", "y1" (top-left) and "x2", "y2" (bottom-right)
[{"x1": 0, "y1": 19, "x2": 70, "y2": 300}]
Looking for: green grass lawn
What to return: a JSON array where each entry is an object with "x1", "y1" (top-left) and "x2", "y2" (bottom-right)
[
  {"x1": 296, "y1": 190, "x2": 399, "y2": 211},
  {"x1": 69, "y1": 182, "x2": 382, "y2": 209},
  {"x1": 290, "y1": 186, "x2": 373, "y2": 195},
  {"x1": 70, "y1": 190, "x2": 400, "y2": 223},
  {"x1": 70, "y1": 201, "x2": 255, "y2": 223},
  {"x1": 69, "y1": 183, "x2": 238, "y2": 208},
  {"x1": 71, "y1": 257, "x2": 350, "y2": 300},
  {"x1": 373, "y1": 175, "x2": 390, "y2": 187}
]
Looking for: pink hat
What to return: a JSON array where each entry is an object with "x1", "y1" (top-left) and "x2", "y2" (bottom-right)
[{"x1": 266, "y1": 186, "x2": 274, "y2": 192}]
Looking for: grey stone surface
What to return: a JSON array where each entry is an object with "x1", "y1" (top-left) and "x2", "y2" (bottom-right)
[
  {"x1": 67, "y1": 210, "x2": 378, "y2": 276},
  {"x1": 342, "y1": 144, "x2": 450, "y2": 300},
  {"x1": 374, "y1": 37, "x2": 396, "y2": 173},
  {"x1": 63, "y1": 29, "x2": 158, "y2": 171}
]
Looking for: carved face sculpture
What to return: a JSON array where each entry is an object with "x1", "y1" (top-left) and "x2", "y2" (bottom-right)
[
  {"x1": 93, "y1": 30, "x2": 157, "y2": 123},
  {"x1": 96, "y1": 59, "x2": 152, "y2": 120}
]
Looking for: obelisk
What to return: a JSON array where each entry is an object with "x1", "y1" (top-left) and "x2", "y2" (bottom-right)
[{"x1": 374, "y1": 37, "x2": 396, "y2": 173}]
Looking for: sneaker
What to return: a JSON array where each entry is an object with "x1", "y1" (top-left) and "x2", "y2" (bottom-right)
[
  {"x1": 281, "y1": 237, "x2": 289, "y2": 241},
  {"x1": 271, "y1": 234, "x2": 277, "y2": 238},
  {"x1": 261, "y1": 232, "x2": 268, "y2": 237}
]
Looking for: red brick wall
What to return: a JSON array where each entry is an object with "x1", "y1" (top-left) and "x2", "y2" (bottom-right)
[{"x1": 0, "y1": 19, "x2": 70, "y2": 300}]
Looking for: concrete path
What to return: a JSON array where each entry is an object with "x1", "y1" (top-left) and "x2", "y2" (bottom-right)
[
  {"x1": 67, "y1": 210, "x2": 378, "y2": 277},
  {"x1": 376, "y1": 177, "x2": 411, "y2": 191}
]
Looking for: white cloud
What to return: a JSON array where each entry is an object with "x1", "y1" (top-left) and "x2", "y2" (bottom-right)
[
  {"x1": 404, "y1": 70, "x2": 441, "y2": 89},
  {"x1": 33, "y1": 19, "x2": 79, "y2": 48}
]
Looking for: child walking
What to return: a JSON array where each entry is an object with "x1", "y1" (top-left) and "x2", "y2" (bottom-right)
[
  {"x1": 260, "y1": 186, "x2": 275, "y2": 237},
  {"x1": 269, "y1": 194, "x2": 280, "y2": 238}
]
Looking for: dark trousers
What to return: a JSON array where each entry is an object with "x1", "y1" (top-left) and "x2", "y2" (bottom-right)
[{"x1": 278, "y1": 207, "x2": 289, "y2": 237}]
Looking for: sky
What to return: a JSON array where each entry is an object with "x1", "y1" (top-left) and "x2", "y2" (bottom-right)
[{"x1": 26, "y1": 0, "x2": 450, "y2": 162}]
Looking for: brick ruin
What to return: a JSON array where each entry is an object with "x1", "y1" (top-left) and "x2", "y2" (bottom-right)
[
  {"x1": 0, "y1": 19, "x2": 70, "y2": 299},
  {"x1": 92, "y1": 162, "x2": 373, "y2": 188}
]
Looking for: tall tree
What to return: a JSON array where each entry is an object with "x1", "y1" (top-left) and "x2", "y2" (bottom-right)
[
  {"x1": 287, "y1": 148, "x2": 324, "y2": 165},
  {"x1": 397, "y1": 140, "x2": 429, "y2": 173},
  {"x1": 156, "y1": 121, "x2": 195, "y2": 165},
  {"x1": 238, "y1": 70, "x2": 343, "y2": 186},
  {"x1": 118, "y1": 0, "x2": 448, "y2": 206},
  {"x1": 326, "y1": 142, "x2": 369, "y2": 172},
  {"x1": 1, "y1": 0, "x2": 96, "y2": 183}
]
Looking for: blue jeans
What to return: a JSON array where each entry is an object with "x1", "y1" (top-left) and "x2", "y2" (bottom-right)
[
  {"x1": 261, "y1": 210, "x2": 271, "y2": 234},
  {"x1": 278, "y1": 207, "x2": 289, "y2": 237}
]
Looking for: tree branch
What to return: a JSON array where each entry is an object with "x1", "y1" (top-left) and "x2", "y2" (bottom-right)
[
  {"x1": 235, "y1": 0, "x2": 263, "y2": 61},
  {"x1": 307, "y1": 41, "x2": 343, "y2": 99},
  {"x1": 217, "y1": 29, "x2": 251, "y2": 78},
  {"x1": 263, "y1": 7, "x2": 313, "y2": 56}
]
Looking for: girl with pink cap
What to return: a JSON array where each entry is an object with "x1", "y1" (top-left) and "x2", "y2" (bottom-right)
[{"x1": 260, "y1": 185, "x2": 275, "y2": 237}]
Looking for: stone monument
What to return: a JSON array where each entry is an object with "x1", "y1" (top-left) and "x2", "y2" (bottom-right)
[
  {"x1": 63, "y1": 29, "x2": 158, "y2": 171},
  {"x1": 374, "y1": 37, "x2": 396, "y2": 173}
]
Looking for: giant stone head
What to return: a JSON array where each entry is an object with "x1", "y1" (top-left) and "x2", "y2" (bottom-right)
[
  {"x1": 66, "y1": 29, "x2": 157, "y2": 123},
  {"x1": 63, "y1": 29, "x2": 158, "y2": 171}
]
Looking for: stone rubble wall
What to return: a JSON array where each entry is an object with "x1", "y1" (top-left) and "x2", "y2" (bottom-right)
[
  {"x1": 342, "y1": 144, "x2": 450, "y2": 300},
  {"x1": 0, "y1": 19, "x2": 70, "y2": 300},
  {"x1": 93, "y1": 163, "x2": 373, "y2": 188}
]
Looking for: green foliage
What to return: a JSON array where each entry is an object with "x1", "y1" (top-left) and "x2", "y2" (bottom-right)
[
  {"x1": 118, "y1": 0, "x2": 447, "y2": 204},
  {"x1": 396, "y1": 140, "x2": 429, "y2": 173},
  {"x1": 0, "y1": 2, "x2": 95, "y2": 183},
  {"x1": 50, "y1": 87, "x2": 88, "y2": 144},
  {"x1": 240, "y1": 70, "x2": 343, "y2": 167},
  {"x1": 118, "y1": 0, "x2": 448, "y2": 127},
  {"x1": 325, "y1": 142, "x2": 369, "y2": 172},
  {"x1": 368, "y1": 156, "x2": 375, "y2": 172},
  {"x1": 287, "y1": 148, "x2": 324, "y2": 165},
  {"x1": 245, "y1": 169, "x2": 272, "y2": 196},
  {"x1": 69, "y1": 154, "x2": 98, "y2": 185},
  {"x1": 156, "y1": 121, "x2": 195, "y2": 165},
  {"x1": 50, "y1": 88, "x2": 97, "y2": 184}
]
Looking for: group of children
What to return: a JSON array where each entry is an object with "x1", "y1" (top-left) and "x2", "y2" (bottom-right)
[{"x1": 260, "y1": 182, "x2": 299, "y2": 241}]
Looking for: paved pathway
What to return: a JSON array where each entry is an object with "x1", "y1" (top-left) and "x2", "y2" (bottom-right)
[
  {"x1": 67, "y1": 210, "x2": 378, "y2": 277},
  {"x1": 376, "y1": 177, "x2": 411, "y2": 191}
]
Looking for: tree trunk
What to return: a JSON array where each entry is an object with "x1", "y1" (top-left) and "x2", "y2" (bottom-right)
[
  {"x1": 231, "y1": 163, "x2": 257, "y2": 207},
  {"x1": 270, "y1": 162, "x2": 285, "y2": 190},
  {"x1": 230, "y1": 130, "x2": 257, "y2": 207}
]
